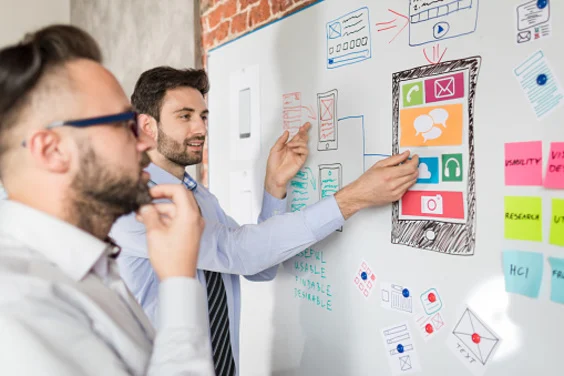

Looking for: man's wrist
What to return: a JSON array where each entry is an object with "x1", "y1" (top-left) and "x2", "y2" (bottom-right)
[
  {"x1": 334, "y1": 183, "x2": 365, "y2": 220},
  {"x1": 264, "y1": 178, "x2": 287, "y2": 199}
]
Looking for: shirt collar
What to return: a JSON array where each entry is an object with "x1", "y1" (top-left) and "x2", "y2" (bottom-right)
[
  {"x1": 146, "y1": 163, "x2": 197, "y2": 186},
  {"x1": 146, "y1": 163, "x2": 181, "y2": 185},
  {"x1": 0, "y1": 200, "x2": 114, "y2": 281}
]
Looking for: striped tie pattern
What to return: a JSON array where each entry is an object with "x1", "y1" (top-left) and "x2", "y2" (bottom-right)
[{"x1": 182, "y1": 173, "x2": 236, "y2": 376}]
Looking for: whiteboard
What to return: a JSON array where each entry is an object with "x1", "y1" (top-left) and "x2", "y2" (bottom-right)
[{"x1": 207, "y1": 0, "x2": 564, "y2": 375}]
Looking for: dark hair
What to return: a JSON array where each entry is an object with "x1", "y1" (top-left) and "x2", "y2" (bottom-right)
[
  {"x1": 131, "y1": 67, "x2": 209, "y2": 122},
  {"x1": 0, "y1": 24, "x2": 102, "y2": 166}
]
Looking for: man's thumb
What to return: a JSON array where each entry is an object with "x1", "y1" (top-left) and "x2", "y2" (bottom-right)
[{"x1": 376, "y1": 151, "x2": 410, "y2": 167}]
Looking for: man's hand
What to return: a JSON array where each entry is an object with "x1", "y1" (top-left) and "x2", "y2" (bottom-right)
[
  {"x1": 136, "y1": 184, "x2": 204, "y2": 281},
  {"x1": 264, "y1": 122, "x2": 311, "y2": 199},
  {"x1": 335, "y1": 151, "x2": 419, "y2": 220}
]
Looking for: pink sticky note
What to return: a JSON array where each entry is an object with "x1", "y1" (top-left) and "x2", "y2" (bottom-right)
[
  {"x1": 545, "y1": 142, "x2": 564, "y2": 189},
  {"x1": 504, "y1": 141, "x2": 543, "y2": 186}
]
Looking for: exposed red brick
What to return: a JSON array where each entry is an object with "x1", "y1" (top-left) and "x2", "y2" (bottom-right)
[
  {"x1": 230, "y1": 11, "x2": 248, "y2": 35},
  {"x1": 207, "y1": 6, "x2": 223, "y2": 29},
  {"x1": 223, "y1": 0, "x2": 238, "y2": 18},
  {"x1": 271, "y1": 0, "x2": 293, "y2": 14},
  {"x1": 215, "y1": 21, "x2": 231, "y2": 44},
  {"x1": 248, "y1": 0, "x2": 271, "y2": 28},
  {"x1": 239, "y1": 0, "x2": 260, "y2": 11}
]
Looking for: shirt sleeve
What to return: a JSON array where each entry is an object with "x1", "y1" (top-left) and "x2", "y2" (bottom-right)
[
  {"x1": 198, "y1": 195, "x2": 345, "y2": 276},
  {"x1": 243, "y1": 190, "x2": 288, "y2": 281},
  {"x1": 147, "y1": 277, "x2": 214, "y2": 376}
]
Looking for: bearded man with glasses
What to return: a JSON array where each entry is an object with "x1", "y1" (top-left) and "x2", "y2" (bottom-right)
[{"x1": 0, "y1": 24, "x2": 215, "y2": 375}]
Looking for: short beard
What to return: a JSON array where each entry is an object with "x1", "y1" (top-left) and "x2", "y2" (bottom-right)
[
  {"x1": 157, "y1": 124, "x2": 203, "y2": 167},
  {"x1": 69, "y1": 144, "x2": 152, "y2": 238}
]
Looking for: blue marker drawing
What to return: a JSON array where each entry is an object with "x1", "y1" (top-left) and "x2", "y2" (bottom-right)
[
  {"x1": 326, "y1": 7, "x2": 372, "y2": 69},
  {"x1": 514, "y1": 50, "x2": 564, "y2": 119},
  {"x1": 408, "y1": 0, "x2": 479, "y2": 46}
]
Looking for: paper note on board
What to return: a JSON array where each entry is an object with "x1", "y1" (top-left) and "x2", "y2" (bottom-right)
[
  {"x1": 504, "y1": 196, "x2": 542, "y2": 242},
  {"x1": 515, "y1": 0, "x2": 552, "y2": 45},
  {"x1": 446, "y1": 307, "x2": 501, "y2": 376},
  {"x1": 502, "y1": 250, "x2": 543, "y2": 298},
  {"x1": 544, "y1": 142, "x2": 564, "y2": 189},
  {"x1": 353, "y1": 260, "x2": 377, "y2": 298},
  {"x1": 514, "y1": 50, "x2": 564, "y2": 120},
  {"x1": 550, "y1": 199, "x2": 564, "y2": 247},
  {"x1": 381, "y1": 282, "x2": 414, "y2": 315},
  {"x1": 504, "y1": 141, "x2": 543, "y2": 186},
  {"x1": 548, "y1": 257, "x2": 564, "y2": 304},
  {"x1": 381, "y1": 322, "x2": 422, "y2": 374}
]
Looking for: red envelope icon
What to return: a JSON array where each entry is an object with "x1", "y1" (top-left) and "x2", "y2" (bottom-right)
[
  {"x1": 434, "y1": 76, "x2": 455, "y2": 98},
  {"x1": 320, "y1": 98, "x2": 335, "y2": 121},
  {"x1": 453, "y1": 308, "x2": 500, "y2": 365}
]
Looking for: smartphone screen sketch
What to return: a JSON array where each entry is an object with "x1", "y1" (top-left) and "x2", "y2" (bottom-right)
[
  {"x1": 391, "y1": 57, "x2": 481, "y2": 255},
  {"x1": 319, "y1": 163, "x2": 343, "y2": 232},
  {"x1": 317, "y1": 89, "x2": 338, "y2": 151}
]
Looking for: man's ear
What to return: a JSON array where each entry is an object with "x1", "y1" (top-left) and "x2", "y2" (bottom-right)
[
  {"x1": 138, "y1": 113, "x2": 158, "y2": 142},
  {"x1": 28, "y1": 130, "x2": 71, "y2": 174}
]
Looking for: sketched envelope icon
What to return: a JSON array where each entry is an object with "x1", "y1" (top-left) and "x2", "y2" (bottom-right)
[
  {"x1": 328, "y1": 22, "x2": 342, "y2": 39},
  {"x1": 517, "y1": 31, "x2": 531, "y2": 44},
  {"x1": 399, "y1": 355, "x2": 412, "y2": 371},
  {"x1": 453, "y1": 308, "x2": 500, "y2": 365},
  {"x1": 434, "y1": 77, "x2": 455, "y2": 98},
  {"x1": 430, "y1": 312, "x2": 445, "y2": 330}
]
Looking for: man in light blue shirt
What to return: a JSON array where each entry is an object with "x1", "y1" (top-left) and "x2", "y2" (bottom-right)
[{"x1": 110, "y1": 67, "x2": 419, "y2": 376}]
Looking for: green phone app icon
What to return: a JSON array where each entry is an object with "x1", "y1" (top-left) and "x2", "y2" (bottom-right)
[
  {"x1": 442, "y1": 154, "x2": 463, "y2": 182},
  {"x1": 402, "y1": 82, "x2": 424, "y2": 107}
]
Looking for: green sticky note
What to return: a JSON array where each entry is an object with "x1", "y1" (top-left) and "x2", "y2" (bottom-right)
[
  {"x1": 502, "y1": 251, "x2": 543, "y2": 298},
  {"x1": 402, "y1": 81, "x2": 424, "y2": 107},
  {"x1": 550, "y1": 199, "x2": 564, "y2": 247},
  {"x1": 548, "y1": 257, "x2": 564, "y2": 304},
  {"x1": 504, "y1": 196, "x2": 542, "y2": 241}
]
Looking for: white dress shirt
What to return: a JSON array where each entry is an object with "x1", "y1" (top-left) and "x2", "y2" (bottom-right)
[{"x1": 0, "y1": 200, "x2": 214, "y2": 375}]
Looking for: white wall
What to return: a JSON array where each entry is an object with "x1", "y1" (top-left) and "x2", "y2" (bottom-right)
[{"x1": 0, "y1": 0, "x2": 70, "y2": 47}]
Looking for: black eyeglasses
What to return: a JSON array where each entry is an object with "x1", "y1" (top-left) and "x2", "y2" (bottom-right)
[{"x1": 22, "y1": 111, "x2": 139, "y2": 147}]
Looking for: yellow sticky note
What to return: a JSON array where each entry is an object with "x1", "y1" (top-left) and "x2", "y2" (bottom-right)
[
  {"x1": 550, "y1": 199, "x2": 564, "y2": 247},
  {"x1": 504, "y1": 196, "x2": 542, "y2": 242}
]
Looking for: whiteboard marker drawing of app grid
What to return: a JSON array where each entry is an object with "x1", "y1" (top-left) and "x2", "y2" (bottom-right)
[{"x1": 391, "y1": 57, "x2": 481, "y2": 255}]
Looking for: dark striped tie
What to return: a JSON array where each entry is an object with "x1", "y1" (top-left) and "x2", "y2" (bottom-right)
[{"x1": 182, "y1": 173, "x2": 236, "y2": 376}]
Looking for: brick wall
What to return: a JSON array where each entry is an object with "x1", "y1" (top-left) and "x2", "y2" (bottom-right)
[{"x1": 198, "y1": 0, "x2": 319, "y2": 186}]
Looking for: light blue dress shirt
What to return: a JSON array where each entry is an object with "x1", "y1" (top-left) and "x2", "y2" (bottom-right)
[
  {"x1": 0, "y1": 185, "x2": 6, "y2": 200},
  {"x1": 110, "y1": 163, "x2": 345, "y2": 375}
]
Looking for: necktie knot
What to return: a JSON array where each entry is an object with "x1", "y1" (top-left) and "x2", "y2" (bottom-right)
[{"x1": 182, "y1": 172, "x2": 198, "y2": 191}]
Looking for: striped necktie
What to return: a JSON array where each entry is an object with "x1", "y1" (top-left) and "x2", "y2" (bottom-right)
[{"x1": 182, "y1": 172, "x2": 236, "y2": 376}]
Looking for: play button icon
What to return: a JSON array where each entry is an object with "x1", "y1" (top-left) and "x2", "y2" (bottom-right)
[{"x1": 433, "y1": 22, "x2": 450, "y2": 39}]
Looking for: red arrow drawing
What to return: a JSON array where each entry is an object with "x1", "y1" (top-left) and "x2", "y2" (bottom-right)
[
  {"x1": 375, "y1": 9, "x2": 409, "y2": 44},
  {"x1": 423, "y1": 43, "x2": 448, "y2": 64},
  {"x1": 301, "y1": 104, "x2": 316, "y2": 120}
]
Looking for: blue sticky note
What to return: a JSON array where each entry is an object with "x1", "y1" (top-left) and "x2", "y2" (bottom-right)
[
  {"x1": 417, "y1": 157, "x2": 439, "y2": 184},
  {"x1": 548, "y1": 257, "x2": 564, "y2": 304},
  {"x1": 502, "y1": 251, "x2": 543, "y2": 298}
]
